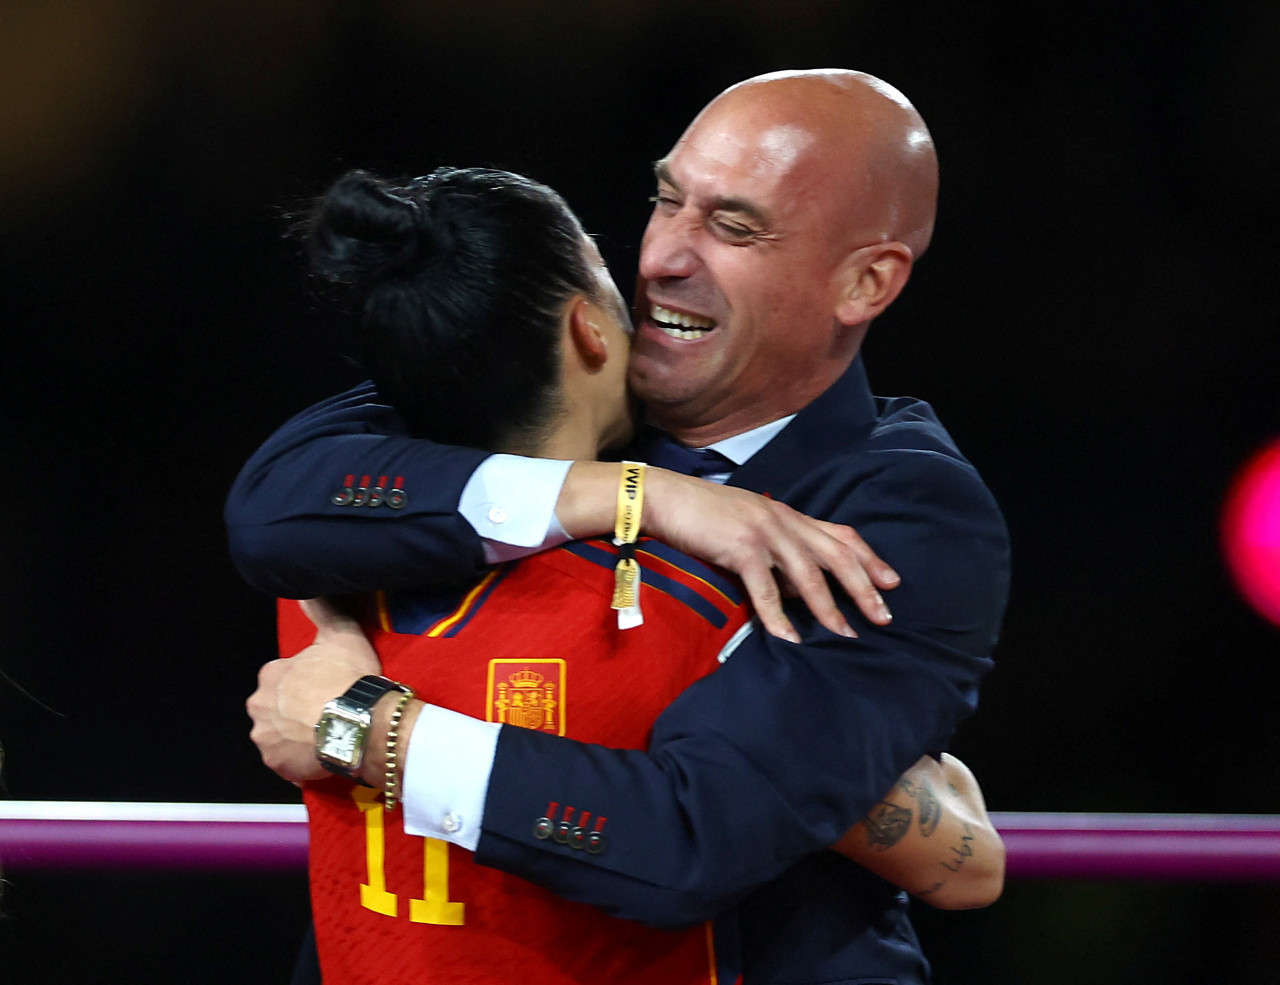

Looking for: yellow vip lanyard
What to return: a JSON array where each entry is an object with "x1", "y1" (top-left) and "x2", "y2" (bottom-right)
[{"x1": 611, "y1": 462, "x2": 646, "y2": 629}]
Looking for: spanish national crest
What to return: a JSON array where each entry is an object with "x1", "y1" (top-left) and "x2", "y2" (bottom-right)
[{"x1": 487, "y1": 660, "x2": 565, "y2": 735}]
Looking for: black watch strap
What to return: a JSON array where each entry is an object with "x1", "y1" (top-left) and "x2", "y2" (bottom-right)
[
  {"x1": 316, "y1": 675, "x2": 415, "y2": 783},
  {"x1": 343, "y1": 675, "x2": 412, "y2": 710}
]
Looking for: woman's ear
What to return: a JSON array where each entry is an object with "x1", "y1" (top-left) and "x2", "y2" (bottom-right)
[
  {"x1": 834, "y1": 242, "x2": 914, "y2": 327},
  {"x1": 566, "y1": 295, "x2": 609, "y2": 368}
]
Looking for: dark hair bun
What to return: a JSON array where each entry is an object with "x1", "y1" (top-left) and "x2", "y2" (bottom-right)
[
  {"x1": 295, "y1": 165, "x2": 596, "y2": 451},
  {"x1": 305, "y1": 169, "x2": 434, "y2": 290}
]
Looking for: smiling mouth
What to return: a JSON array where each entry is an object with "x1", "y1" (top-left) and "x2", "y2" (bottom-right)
[{"x1": 650, "y1": 303, "x2": 716, "y2": 340}]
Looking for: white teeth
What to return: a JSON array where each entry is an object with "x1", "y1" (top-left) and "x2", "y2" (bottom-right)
[
  {"x1": 660, "y1": 326, "x2": 708, "y2": 340},
  {"x1": 651, "y1": 303, "x2": 714, "y2": 334}
]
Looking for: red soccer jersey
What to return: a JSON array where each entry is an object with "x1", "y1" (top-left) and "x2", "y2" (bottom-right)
[{"x1": 278, "y1": 537, "x2": 749, "y2": 985}]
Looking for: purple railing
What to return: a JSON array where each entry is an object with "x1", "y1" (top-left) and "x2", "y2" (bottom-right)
[
  {"x1": 0, "y1": 802, "x2": 308, "y2": 871},
  {"x1": 2, "y1": 803, "x2": 1279, "y2": 880},
  {"x1": 995, "y1": 812, "x2": 1280, "y2": 881}
]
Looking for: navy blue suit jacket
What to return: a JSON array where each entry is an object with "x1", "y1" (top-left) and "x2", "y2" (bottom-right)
[{"x1": 226, "y1": 357, "x2": 1009, "y2": 984}]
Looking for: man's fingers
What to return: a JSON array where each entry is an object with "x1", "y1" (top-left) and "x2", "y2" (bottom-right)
[
  {"x1": 300, "y1": 596, "x2": 362, "y2": 637},
  {"x1": 292, "y1": 600, "x2": 382, "y2": 675},
  {"x1": 255, "y1": 658, "x2": 284, "y2": 690},
  {"x1": 247, "y1": 690, "x2": 327, "y2": 783}
]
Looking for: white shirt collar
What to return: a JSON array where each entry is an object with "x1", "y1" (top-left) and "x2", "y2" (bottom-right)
[{"x1": 705, "y1": 415, "x2": 797, "y2": 467}]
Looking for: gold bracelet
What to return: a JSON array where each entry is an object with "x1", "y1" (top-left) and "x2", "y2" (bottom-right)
[
  {"x1": 610, "y1": 462, "x2": 645, "y2": 626},
  {"x1": 383, "y1": 690, "x2": 415, "y2": 811}
]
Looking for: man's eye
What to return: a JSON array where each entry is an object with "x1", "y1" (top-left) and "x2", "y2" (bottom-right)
[
  {"x1": 648, "y1": 194, "x2": 680, "y2": 209},
  {"x1": 714, "y1": 219, "x2": 753, "y2": 239}
]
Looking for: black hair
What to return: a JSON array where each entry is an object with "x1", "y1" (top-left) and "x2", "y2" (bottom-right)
[{"x1": 299, "y1": 167, "x2": 596, "y2": 451}]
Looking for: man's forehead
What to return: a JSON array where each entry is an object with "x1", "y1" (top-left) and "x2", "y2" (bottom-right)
[{"x1": 659, "y1": 118, "x2": 821, "y2": 189}]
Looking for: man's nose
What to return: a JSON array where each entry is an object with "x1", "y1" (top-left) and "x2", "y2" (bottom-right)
[{"x1": 638, "y1": 216, "x2": 699, "y2": 282}]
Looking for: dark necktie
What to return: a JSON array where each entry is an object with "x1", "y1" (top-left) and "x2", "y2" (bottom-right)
[{"x1": 640, "y1": 429, "x2": 737, "y2": 480}]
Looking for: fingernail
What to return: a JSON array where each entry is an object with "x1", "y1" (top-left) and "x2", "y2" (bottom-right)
[
  {"x1": 785, "y1": 629, "x2": 801, "y2": 644},
  {"x1": 839, "y1": 621, "x2": 858, "y2": 639},
  {"x1": 884, "y1": 569, "x2": 901, "y2": 585},
  {"x1": 878, "y1": 604, "x2": 892, "y2": 623}
]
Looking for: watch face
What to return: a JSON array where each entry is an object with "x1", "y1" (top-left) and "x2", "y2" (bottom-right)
[{"x1": 319, "y1": 716, "x2": 362, "y2": 765}]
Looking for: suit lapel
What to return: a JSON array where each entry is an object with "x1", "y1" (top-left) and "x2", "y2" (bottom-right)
[{"x1": 728, "y1": 357, "x2": 878, "y2": 497}]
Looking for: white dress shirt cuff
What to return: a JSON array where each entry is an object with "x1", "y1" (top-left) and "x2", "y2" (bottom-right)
[
  {"x1": 459, "y1": 454, "x2": 574, "y2": 563},
  {"x1": 401, "y1": 704, "x2": 501, "y2": 852}
]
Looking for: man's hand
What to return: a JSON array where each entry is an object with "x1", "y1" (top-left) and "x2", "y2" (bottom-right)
[{"x1": 247, "y1": 598, "x2": 382, "y2": 784}]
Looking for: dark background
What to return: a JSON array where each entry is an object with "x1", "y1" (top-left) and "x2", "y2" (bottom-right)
[{"x1": 2, "y1": 1, "x2": 1278, "y2": 982}]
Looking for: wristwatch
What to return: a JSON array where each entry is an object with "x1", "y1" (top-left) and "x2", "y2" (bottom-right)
[{"x1": 314, "y1": 675, "x2": 415, "y2": 781}]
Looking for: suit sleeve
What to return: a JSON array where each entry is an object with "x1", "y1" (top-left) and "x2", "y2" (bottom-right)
[
  {"x1": 474, "y1": 450, "x2": 1010, "y2": 928},
  {"x1": 224, "y1": 383, "x2": 491, "y2": 597}
]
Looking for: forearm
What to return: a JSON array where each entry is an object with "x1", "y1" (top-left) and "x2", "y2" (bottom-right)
[
  {"x1": 231, "y1": 395, "x2": 901, "y2": 636},
  {"x1": 228, "y1": 511, "x2": 488, "y2": 597},
  {"x1": 474, "y1": 622, "x2": 985, "y2": 926},
  {"x1": 558, "y1": 462, "x2": 897, "y2": 639},
  {"x1": 356, "y1": 695, "x2": 426, "y2": 790},
  {"x1": 225, "y1": 384, "x2": 491, "y2": 596},
  {"x1": 251, "y1": 445, "x2": 1006, "y2": 927},
  {"x1": 554, "y1": 462, "x2": 708, "y2": 541},
  {"x1": 472, "y1": 460, "x2": 1006, "y2": 924},
  {"x1": 832, "y1": 753, "x2": 1005, "y2": 909}
]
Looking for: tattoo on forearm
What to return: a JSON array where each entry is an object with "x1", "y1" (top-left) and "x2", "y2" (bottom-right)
[
  {"x1": 900, "y1": 776, "x2": 941, "y2": 837},
  {"x1": 939, "y1": 820, "x2": 976, "y2": 872},
  {"x1": 863, "y1": 801, "x2": 912, "y2": 850}
]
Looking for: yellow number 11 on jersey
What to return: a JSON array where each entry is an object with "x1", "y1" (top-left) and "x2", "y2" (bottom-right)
[{"x1": 353, "y1": 785, "x2": 465, "y2": 925}]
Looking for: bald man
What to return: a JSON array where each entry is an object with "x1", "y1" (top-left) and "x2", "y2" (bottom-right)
[{"x1": 231, "y1": 70, "x2": 1009, "y2": 983}]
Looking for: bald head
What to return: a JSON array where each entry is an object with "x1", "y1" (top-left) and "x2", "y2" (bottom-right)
[
  {"x1": 691, "y1": 69, "x2": 938, "y2": 258},
  {"x1": 629, "y1": 69, "x2": 937, "y2": 441}
]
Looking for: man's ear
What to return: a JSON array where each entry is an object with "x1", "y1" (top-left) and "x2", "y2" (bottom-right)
[
  {"x1": 834, "y1": 242, "x2": 914, "y2": 327},
  {"x1": 567, "y1": 295, "x2": 609, "y2": 369}
]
